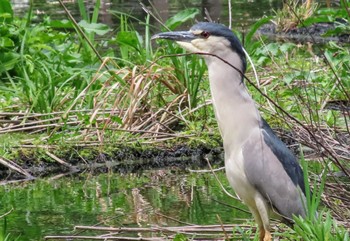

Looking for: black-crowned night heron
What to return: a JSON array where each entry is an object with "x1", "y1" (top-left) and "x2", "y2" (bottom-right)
[{"x1": 152, "y1": 22, "x2": 307, "y2": 241}]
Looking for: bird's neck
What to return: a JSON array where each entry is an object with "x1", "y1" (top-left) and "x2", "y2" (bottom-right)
[{"x1": 205, "y1": 52, "x2": 261, "y2": 153}]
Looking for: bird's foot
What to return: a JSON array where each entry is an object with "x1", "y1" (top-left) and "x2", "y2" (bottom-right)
[
  {"x1": 263, "y1": 230, "x2": 272, "y2": 241},
  {"x1": 259, "y1": 228, "x2": 265, "y2": 241},
  {"x1": 259, "y1": 228, "x2": 271, "y2": 241}
]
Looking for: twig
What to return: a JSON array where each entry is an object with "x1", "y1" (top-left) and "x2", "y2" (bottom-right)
[
  {"x1": 155, "y1": 212, "x2": 195, "y2": 226},
  {"x1": 188, "y1": 166, "x2": 225, "y2": 173},
  {"x1": 57, "y1": 0, "x2": 105, "y2": 66},
  {"x1": 216, "y1": 215, "x2": 229, "y2": 240},
  {"x1": 228, "y1": 0, "x2": 232, "y2": 29},
  {"x1": 45, "y1": 236, "x2": 162, "y2": 240},
  {"x1": 204, "y1": 156, "x2": 240, "y2": 201},
  {"x1": 0, "y1": 207, "x2": 13, "y2": 219},
  {"x1": 45, "y1": 151, "x2": 75, "y2": 169},
  {"x1": 0, "y1": 156, "x2": 34, "y2": 179}
]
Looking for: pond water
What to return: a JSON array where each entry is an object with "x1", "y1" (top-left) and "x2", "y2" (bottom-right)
[
  {"x1": 11, "y1": 0, "x2": 283, "y2": 30},
  {"x1": 1, "y1": 169, "x2": 251, "y2": 240}
]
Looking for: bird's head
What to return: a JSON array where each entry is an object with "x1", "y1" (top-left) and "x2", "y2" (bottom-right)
[{"x1": 152, "y1": 22, "x2": 246, "y2": 72}]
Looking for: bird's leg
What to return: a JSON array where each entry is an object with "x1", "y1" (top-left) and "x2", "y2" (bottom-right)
[
  {"x1": 258, "y1": 227, "x2": 265, "y2": 241},
  {"x1": 253, "y1": 195, "x2": 272, "y2": 241},
  {"x1": 263, "y1": 229, "x2": 272, "y2": 241},
  {"x1": 258, "y1": 227, "x2": 272, "y2": 241}
]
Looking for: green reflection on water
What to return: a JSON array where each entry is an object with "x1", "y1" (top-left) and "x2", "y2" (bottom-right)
[{"x1": 0, "y1": 169, "x2": 251, "y2": 240}]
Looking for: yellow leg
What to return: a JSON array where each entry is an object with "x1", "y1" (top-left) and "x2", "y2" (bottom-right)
[
  {"x1": 254, "y1": 194, "x2": 271, "y2": 241},
  {"x1": 259, "y1": 227, "x2": 265, "y2": 241},
  {"x1": 263, "y1": 229, "x2": 272, "y2": 241}
]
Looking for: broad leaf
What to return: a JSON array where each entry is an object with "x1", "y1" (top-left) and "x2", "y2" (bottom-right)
[
  {"x1": 0, "y1": 52, "x2": 20, "y2": 73},
  {"x1": 165, "y1": 8, "x2": 199, "y2": 30},
  {"x1": 78, "y1": 20, "x2": 111, "y2": 35},
  {"x1": 0, "y1": 0, "x2": 13, "y2": 23},
  {"x1": 116, "y1": 31, "x2": 142, "y2": 51}
]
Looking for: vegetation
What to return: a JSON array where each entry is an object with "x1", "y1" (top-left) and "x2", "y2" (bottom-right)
[
  {"x1": 0, "y1": 0, "x2": 349, "y2": 240},
  {"x1": 272, "y1": 0, "x2": 318, "y2": 31}
]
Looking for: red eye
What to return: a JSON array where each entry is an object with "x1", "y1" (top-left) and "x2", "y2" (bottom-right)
[{"x1": 201, "y1": 31, "x2": 210, "y2": 38}]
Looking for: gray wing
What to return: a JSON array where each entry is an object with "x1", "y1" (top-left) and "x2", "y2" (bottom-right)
[{"x1": 242, "y1": 119, "x2": 307, "y2": 219}]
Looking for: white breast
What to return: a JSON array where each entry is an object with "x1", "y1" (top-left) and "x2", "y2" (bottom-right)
[{"x1": 224, "y1": 138, "x2": 259, "y2": 207}]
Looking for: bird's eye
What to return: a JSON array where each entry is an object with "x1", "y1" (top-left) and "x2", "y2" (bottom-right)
[{"x1": 201, "y1": 31, "x2": 210, "y2": 39}]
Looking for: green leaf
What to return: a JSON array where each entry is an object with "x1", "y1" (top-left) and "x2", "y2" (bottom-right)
[
  {"x1": 46, "y1": 19, "x2": 74, "y2": 29},
  {"x1": 0, "y1": 0, "x2": 13, "y2": 23},
  {"x1": 303, "y1": 15, "x2": 333, "y2": 27},
  {"x1": 110, "y1": 115, "x2": 123, "y2": 125},
  {"x1": 0, "y1": 52, "x2": 20, "y2": 73},
  {"x1": 78, "y1": 20, "x2": 111, "y2": 35},
  {"x1": 280, "y1": 42, "x2": 296, "y2": 53},
  {"x1": 245, "y1": 16, "x2": 272, "y2": 46},
  {"x1": 116, "y1": 31, "x2": 142, "y2": 51},
  {"x1": 0, "y1": 37, "x2": 14, "y2": 48},
  {"x1": 173, "y1": 233, "x2": 187, "y2": 241},
  {"x1": 165, "y1": 8, "x2": 199, "y2": 30}
]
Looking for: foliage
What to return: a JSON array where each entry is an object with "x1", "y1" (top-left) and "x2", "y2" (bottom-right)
[
  {"x1": 148, "y1": 7, "x2": 207, "y2": 109},
  {"x1": 294, "y1": 212, "x2": 349, "y2": 241},
  {"x1": 0, "y1": 0, "x2": 349, "y2": 240},
  {"x1": 290, "y1": 153, "x2": 350, "y2": 241},
  {"x1": 272, "y1": 0, "x2": 318, "y2": 32},
  {"x1": 165, "y1": 8, "x2": 199, "y2": 31},
  {"x1": 303, "y1": 0, "x2": 350, "y2": 36},
  {"x1": 0, "y1": 0, "x2": 211, "y2": 150},
  {"x1": 0, "y1": 217, "x2": 21, "y2": 241},
  {"x1": 300, "y1": 151, "x2": 325, "y2": 220},
  {"x1": 0, "y1": 0, "x2": 105, "y2": 113}
]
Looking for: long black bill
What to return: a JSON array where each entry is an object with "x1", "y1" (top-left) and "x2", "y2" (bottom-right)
[{"x1": 151, "y1": 31, "x2": 196, "y2": 42}]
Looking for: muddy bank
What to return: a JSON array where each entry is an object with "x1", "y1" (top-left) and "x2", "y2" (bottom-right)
[
  {"x1": 0, "y1": 144, "x2": 224, "y2": 182},
  {"x1": 258, "y1": 21, "x2": 350, "y2": 43},
  {"x1": 0, "y1": 127, "x2": 303, "y2": 183}
]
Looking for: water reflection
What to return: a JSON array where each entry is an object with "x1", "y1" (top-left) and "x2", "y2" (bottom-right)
[
  {"x1": 11, "y1": 0, "x2": 281, "y2": 30},
  {"x1": 0, "y1": 169, "x2": 250, "y2": 240}
]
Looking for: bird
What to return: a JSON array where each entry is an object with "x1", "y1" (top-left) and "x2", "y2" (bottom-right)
[{"x1": 152, "y1": 22, "x2": 308, "y2": 241}]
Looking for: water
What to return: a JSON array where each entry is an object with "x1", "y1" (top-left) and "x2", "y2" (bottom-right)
[
  {"x1": 11, "y1": 0, "x2": 282, "y2": 31},
  {"x1": 0, "y1": 169, "x2": 250, "y2": 240}
]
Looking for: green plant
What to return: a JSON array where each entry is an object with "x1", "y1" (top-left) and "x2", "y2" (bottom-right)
[
  {"x1": 0, "y1": 217, "x2": 21, "y2": 241},
  {"x1": 232, "y1": 226, "x2": 257, "y2": 240},
  {"x1": 272, "y1": 0, "x2": 318, "y2": 32},
  {"x1": 294, "y1": 212, "x2": 349, "y2": 241},
  {"x1": 303, "y1": 1, "x2": 350, "y2": 36},
  {"x1": 0, "y1": 0, "x2": 20, "y2": 75},
  {"x1": 0, "y1": 0, "x2": 112, "y2": 114},
  {"x1": 290, "y1": 152, "x2": 349, "y2": 241},
  {"x1": 110, "y1": 12, "x2": 151, "y2": 65},
  {"x1": 152, "y1": 8, "x2": 208, "y2": 109},
  {"x1": 300, "y1": 150, "x2": 326, "y2": 219},
  {"x1": 75, "y1": 0, "x2": 111, "y2": 61}
]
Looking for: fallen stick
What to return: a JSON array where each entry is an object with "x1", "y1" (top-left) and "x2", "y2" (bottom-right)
[
  {"x1": 0, "y1": 156, "x2": 34, "y2": 179},
  {"x1": 44, "y1": 235, "x2": 164, "y2": 240}
]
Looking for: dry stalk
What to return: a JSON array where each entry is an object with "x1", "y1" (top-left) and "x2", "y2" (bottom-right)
[{"x1": 0, "y1": 156, "x2": 34, "y2": 179}]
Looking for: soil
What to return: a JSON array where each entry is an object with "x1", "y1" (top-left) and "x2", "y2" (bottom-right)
[
  {"x1": 0, "y1": 127, "x2": 303, "y2": 182},
  {"x1": 0, "y1": 144, "x2": 225, "y2": 182},
  {"x1": 258, "y1": 21, "x2": 350, "y2": 43}
]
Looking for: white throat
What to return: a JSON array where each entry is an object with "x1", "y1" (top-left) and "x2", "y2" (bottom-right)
[{"x1": 205, "y1": 50, "x2": 261, "y2": 156}]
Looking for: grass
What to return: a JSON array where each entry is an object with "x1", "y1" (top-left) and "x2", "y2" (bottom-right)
[
  {"x1": 1, "y1": 216, "x2": 21, "y2": 241},
  {"x1": 272, "y1": 0, "x2": 318, "y2": 32},
  {"x1": 0, "y1": 0, "x2": 349, "y2": 239}
]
